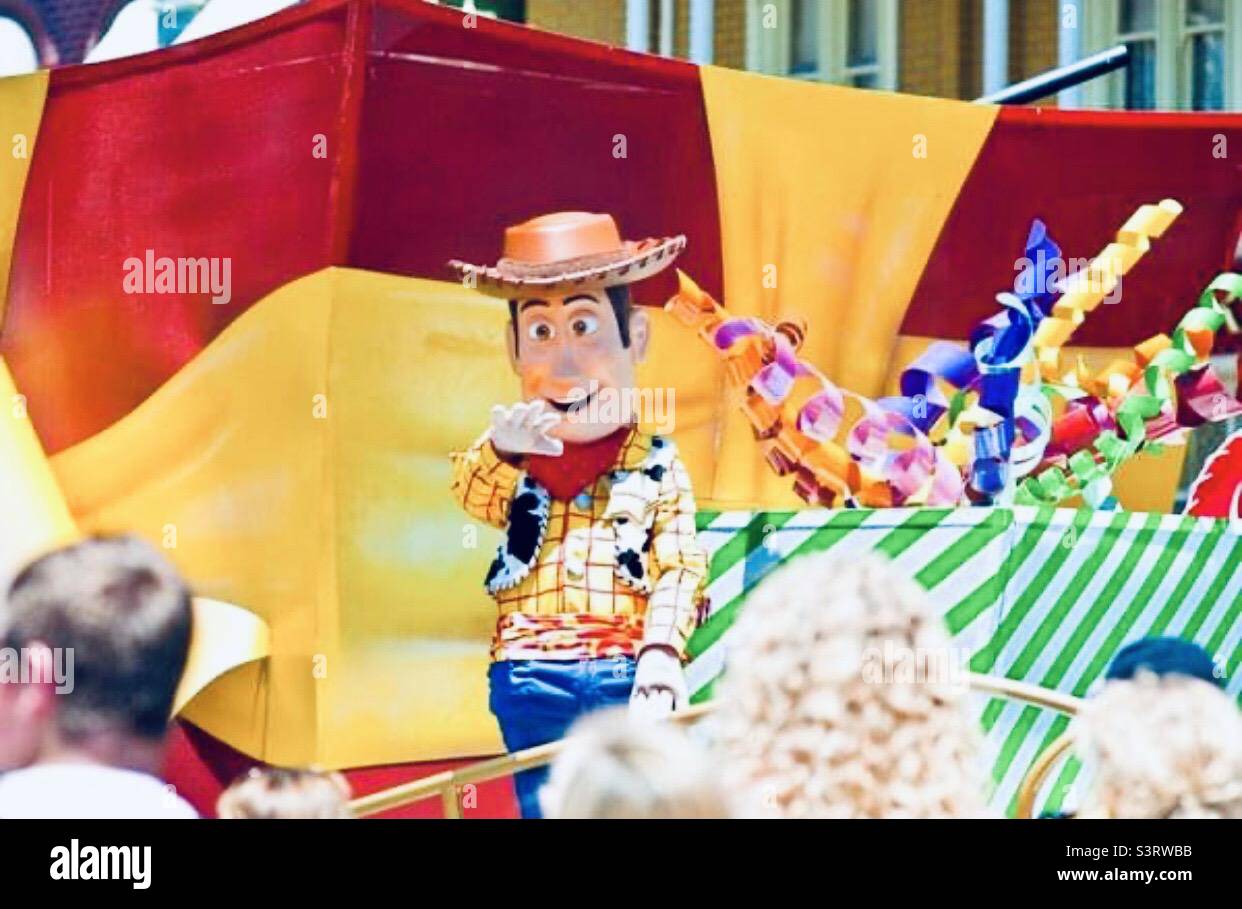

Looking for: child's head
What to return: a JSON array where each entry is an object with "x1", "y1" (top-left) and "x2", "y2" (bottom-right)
[
  {"x1": 217, "y1": 767, "x2": 353, "y2": 819},
  {"x1": 0, "y1": 535, "x2": 192, "y2": 770},
  {"x1": 541, "y1": 708, "x2": 729, "y2": 819},
  {"x1": 1079, "y1": 672, "x2": 1242, "y2": 819},
  {"x1": 716, "y1": 552, "x2": 986, "y2": 818},
  {"x1": 1104, "y1": 636, "x2": 1224, "y2": 687}
]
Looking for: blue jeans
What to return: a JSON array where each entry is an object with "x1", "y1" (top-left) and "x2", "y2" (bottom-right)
[{"x1": 488, "y1": 656, "x2": 636, "y2": 819}]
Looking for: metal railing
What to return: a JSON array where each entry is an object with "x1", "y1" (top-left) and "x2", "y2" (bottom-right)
[
  {"x1": 349, "y1": 673, "x2": 1082, "y2": 818},
  {"x1": 975, "y1": 44, "x2": 1129, "y2": 105},
  {"x1": 1015, "y1": 731, "x2": 1077, "y2": 819}
]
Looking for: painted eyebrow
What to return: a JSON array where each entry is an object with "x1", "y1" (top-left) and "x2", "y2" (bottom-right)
[
  {"x1": 564, "y1": 294, "x2": 602, "y2": 305},
  {"x1": 518, "y1": 299, "x2": 550, "y2": 312}
]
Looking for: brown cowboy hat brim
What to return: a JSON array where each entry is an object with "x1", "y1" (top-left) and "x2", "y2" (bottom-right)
[{"x1": 448, "y1": 235, "x2": 685, "y2": 298}]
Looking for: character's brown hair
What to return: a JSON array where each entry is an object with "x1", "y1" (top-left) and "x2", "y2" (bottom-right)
[
  {"x1": 1, "y1": 535, "x2": 193, "y2": 741},
  {"x1": 509, "y1": 284, "x2": 632, "y2": 352}
]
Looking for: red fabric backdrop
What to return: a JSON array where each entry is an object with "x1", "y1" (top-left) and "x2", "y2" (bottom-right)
[{"x1": 904, "y1": 106, "x2": 1242, "y2": 349}]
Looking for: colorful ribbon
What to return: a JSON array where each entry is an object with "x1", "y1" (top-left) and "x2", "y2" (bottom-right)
[
  {"x1": 666, "y1": 271, "x2": 961, "y2": 508},
  {"x1": 1016, "y1": 270, "x2": 1242, "y2": 506},
  {"x1": 879, "y1": 219, "x2": 1063, "y2": 503},
  {"x1": 665, "y1": 200, "x2": 1238, "y2": 511}
]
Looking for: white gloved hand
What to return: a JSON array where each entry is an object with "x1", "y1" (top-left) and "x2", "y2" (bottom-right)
[
  {"x1": 629, "y1": 645, "x2": 688, "y2": 722},
  {"x1": 489, "y1": 400, "x2": 563, "y2": 457}
]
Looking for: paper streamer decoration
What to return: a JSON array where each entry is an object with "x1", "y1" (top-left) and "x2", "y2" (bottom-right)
[
  {"x1": 881, "y1": 219, "x2": 1065, "y2": 504},
  {"x1": 1035, "y1": 201, "x2": 1182, "y2": 385},
  {"x1": 666, "y1": 271, "x2": 961, "y2": 508},
  {"x1": 669, "y1": 200, "x2": 1239, "y2": 511},
  {"x1": 900, "y1": 203, "x2": 1182, "y2": 507},
  {"x1": 1017, "y1": 270, "x2": 1242, "y2": 506}
]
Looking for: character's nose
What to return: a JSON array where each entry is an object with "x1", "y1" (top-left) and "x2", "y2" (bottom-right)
[{"x1": 548, "y1": 339, "x2": 584, "y2": 381}]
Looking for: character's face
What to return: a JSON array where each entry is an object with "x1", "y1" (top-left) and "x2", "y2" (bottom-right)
[{"x1": 508, "y1": 288, "x2": 649, "y2": 444}]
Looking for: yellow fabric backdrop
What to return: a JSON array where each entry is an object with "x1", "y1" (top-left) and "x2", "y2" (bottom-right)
[
  {"x1": 696, "y1": 67, "x2": 999, "y2": 508},
  {"x1": 53, "y1": 269, "x2": 522, "y2": 765},
  {"x1": 0, "y1": 357, "x2": 76, "y2": 590},
  {"x1": 0, "y1": 71, "x2": 46, "y2": 327}
]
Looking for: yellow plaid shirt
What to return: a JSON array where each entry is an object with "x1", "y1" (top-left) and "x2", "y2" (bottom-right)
[{"x1": 450, "y1": 427, "x2": 707, "y2": 662}]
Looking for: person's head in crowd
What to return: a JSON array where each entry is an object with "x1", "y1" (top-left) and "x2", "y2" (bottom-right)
[
  {"x1": 1078, "y1": 672, "x2": 1242, "y2": 819},
  {"x1": 541, "y1": 708, "x2": 730, "y2": 819},
  {"x1": 716, "y1": 552, "x2": 987, "y2": 818},
  {"x1": 217, "y1": 767, "x2": 353, "y2": 819},
  {"x1": 0, "y1": 535, "x2": 192, "y2": 774},
  {"x1": 1105, "y1": 636, "x2": 1224, "y2": 688}
]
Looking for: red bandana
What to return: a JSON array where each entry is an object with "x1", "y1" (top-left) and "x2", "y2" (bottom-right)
[{"x1": 527, "y1": 427, "x2": 631, "y2": 501}]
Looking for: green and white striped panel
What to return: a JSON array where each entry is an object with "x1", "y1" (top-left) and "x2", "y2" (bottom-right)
[{"x1": 686, "y1": 506, "x2": 1242, "y2": 817}]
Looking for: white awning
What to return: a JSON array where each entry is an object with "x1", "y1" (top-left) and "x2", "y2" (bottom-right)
[
  {"x1": 173, "y1": 0, "x2": 302, "y2": 46},
  {"x1": 83, "y1": 1, "x2": 161, "y2": 64}
]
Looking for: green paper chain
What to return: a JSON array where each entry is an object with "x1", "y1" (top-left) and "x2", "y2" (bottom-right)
[{"x1": 1015, "y1": 272, "x2": 1241, "y2": 508}]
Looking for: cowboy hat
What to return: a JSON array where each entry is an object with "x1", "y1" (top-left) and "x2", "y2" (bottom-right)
[{"x1": 448, "y1": 211, "x2": 685, "y2": 298}]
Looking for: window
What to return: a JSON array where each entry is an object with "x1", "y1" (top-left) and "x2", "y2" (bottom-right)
[
  {"x1": 790, "y1": 0, "x2": 820, "y2": 76},
  {"x1": 1186, "y1": 0, "x2": 1227, "y2": 109},
  {"x1": 1116, "y1": 0, "x2": 1158, "y2": 108},
  {"x1": 747, "y1": 0, "x2": 898, "y2": 91},
  {"x1": 1083, "y1": 0, "x2": 1240, "y2": 110},
  {"x1": 845, "y1": 0, "x2": 881, "y2": 88},
  {"x1": 0, "y1": 16, "x2": 39, "y2": 77}
]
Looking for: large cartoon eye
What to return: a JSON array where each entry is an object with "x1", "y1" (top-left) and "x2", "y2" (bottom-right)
[
  {"x1": 527, "y1": 320, "x2": 555, "y2": 342},
  {"x1": 569, "y1": 313, "x2": 599, "y2": 337}
]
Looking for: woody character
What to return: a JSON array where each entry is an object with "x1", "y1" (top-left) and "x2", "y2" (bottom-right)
[{"x1": 449, "y1": 212, "x2": 707, "y2": 818}]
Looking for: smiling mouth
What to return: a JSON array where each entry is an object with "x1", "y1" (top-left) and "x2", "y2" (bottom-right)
[{"x1": 546, "y1": 391, "x2": 595, "y2": 414}]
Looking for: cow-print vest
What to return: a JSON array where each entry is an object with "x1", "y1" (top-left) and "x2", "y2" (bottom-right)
[{"x1": 483, "y1": 435, "x2": 678, "y2": 597}]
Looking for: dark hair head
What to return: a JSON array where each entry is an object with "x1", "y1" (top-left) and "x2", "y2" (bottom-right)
[
  {"x1": 509, "y1": 285, "x2": 632, "y2": 352},
  {"x1": 2, "y1": 534, "x2": 194, "y2": 741},
  {"x1": 1105, "y1": 637, "x2": 1224, "y2": 688}
]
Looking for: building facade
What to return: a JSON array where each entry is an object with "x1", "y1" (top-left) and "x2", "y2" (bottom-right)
[
  {"x1": 2, "y1": 0, "x2": 1239, "y2": 110},
  {"x1": 522, "y1": 0, "x2": 1241, "y2": 110}
]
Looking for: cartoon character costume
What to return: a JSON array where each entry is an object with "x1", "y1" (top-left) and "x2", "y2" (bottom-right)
[{"x1": 449, "y1": 212, "x2": 707, "y2": 818}]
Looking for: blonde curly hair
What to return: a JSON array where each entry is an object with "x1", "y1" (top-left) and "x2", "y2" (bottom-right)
[
  {"x1": 1078, "y1": 672, "x2": 1242, "y2": 819},
  {"x1": 541, "y1": 708, "x2": 730, "y2": 819},
  {"x1": 715, "y1": 552, "x2": 987, "y2": 818},
  {"x1": 217, "y1": 767, "x2": 353, "y2": 819}
]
